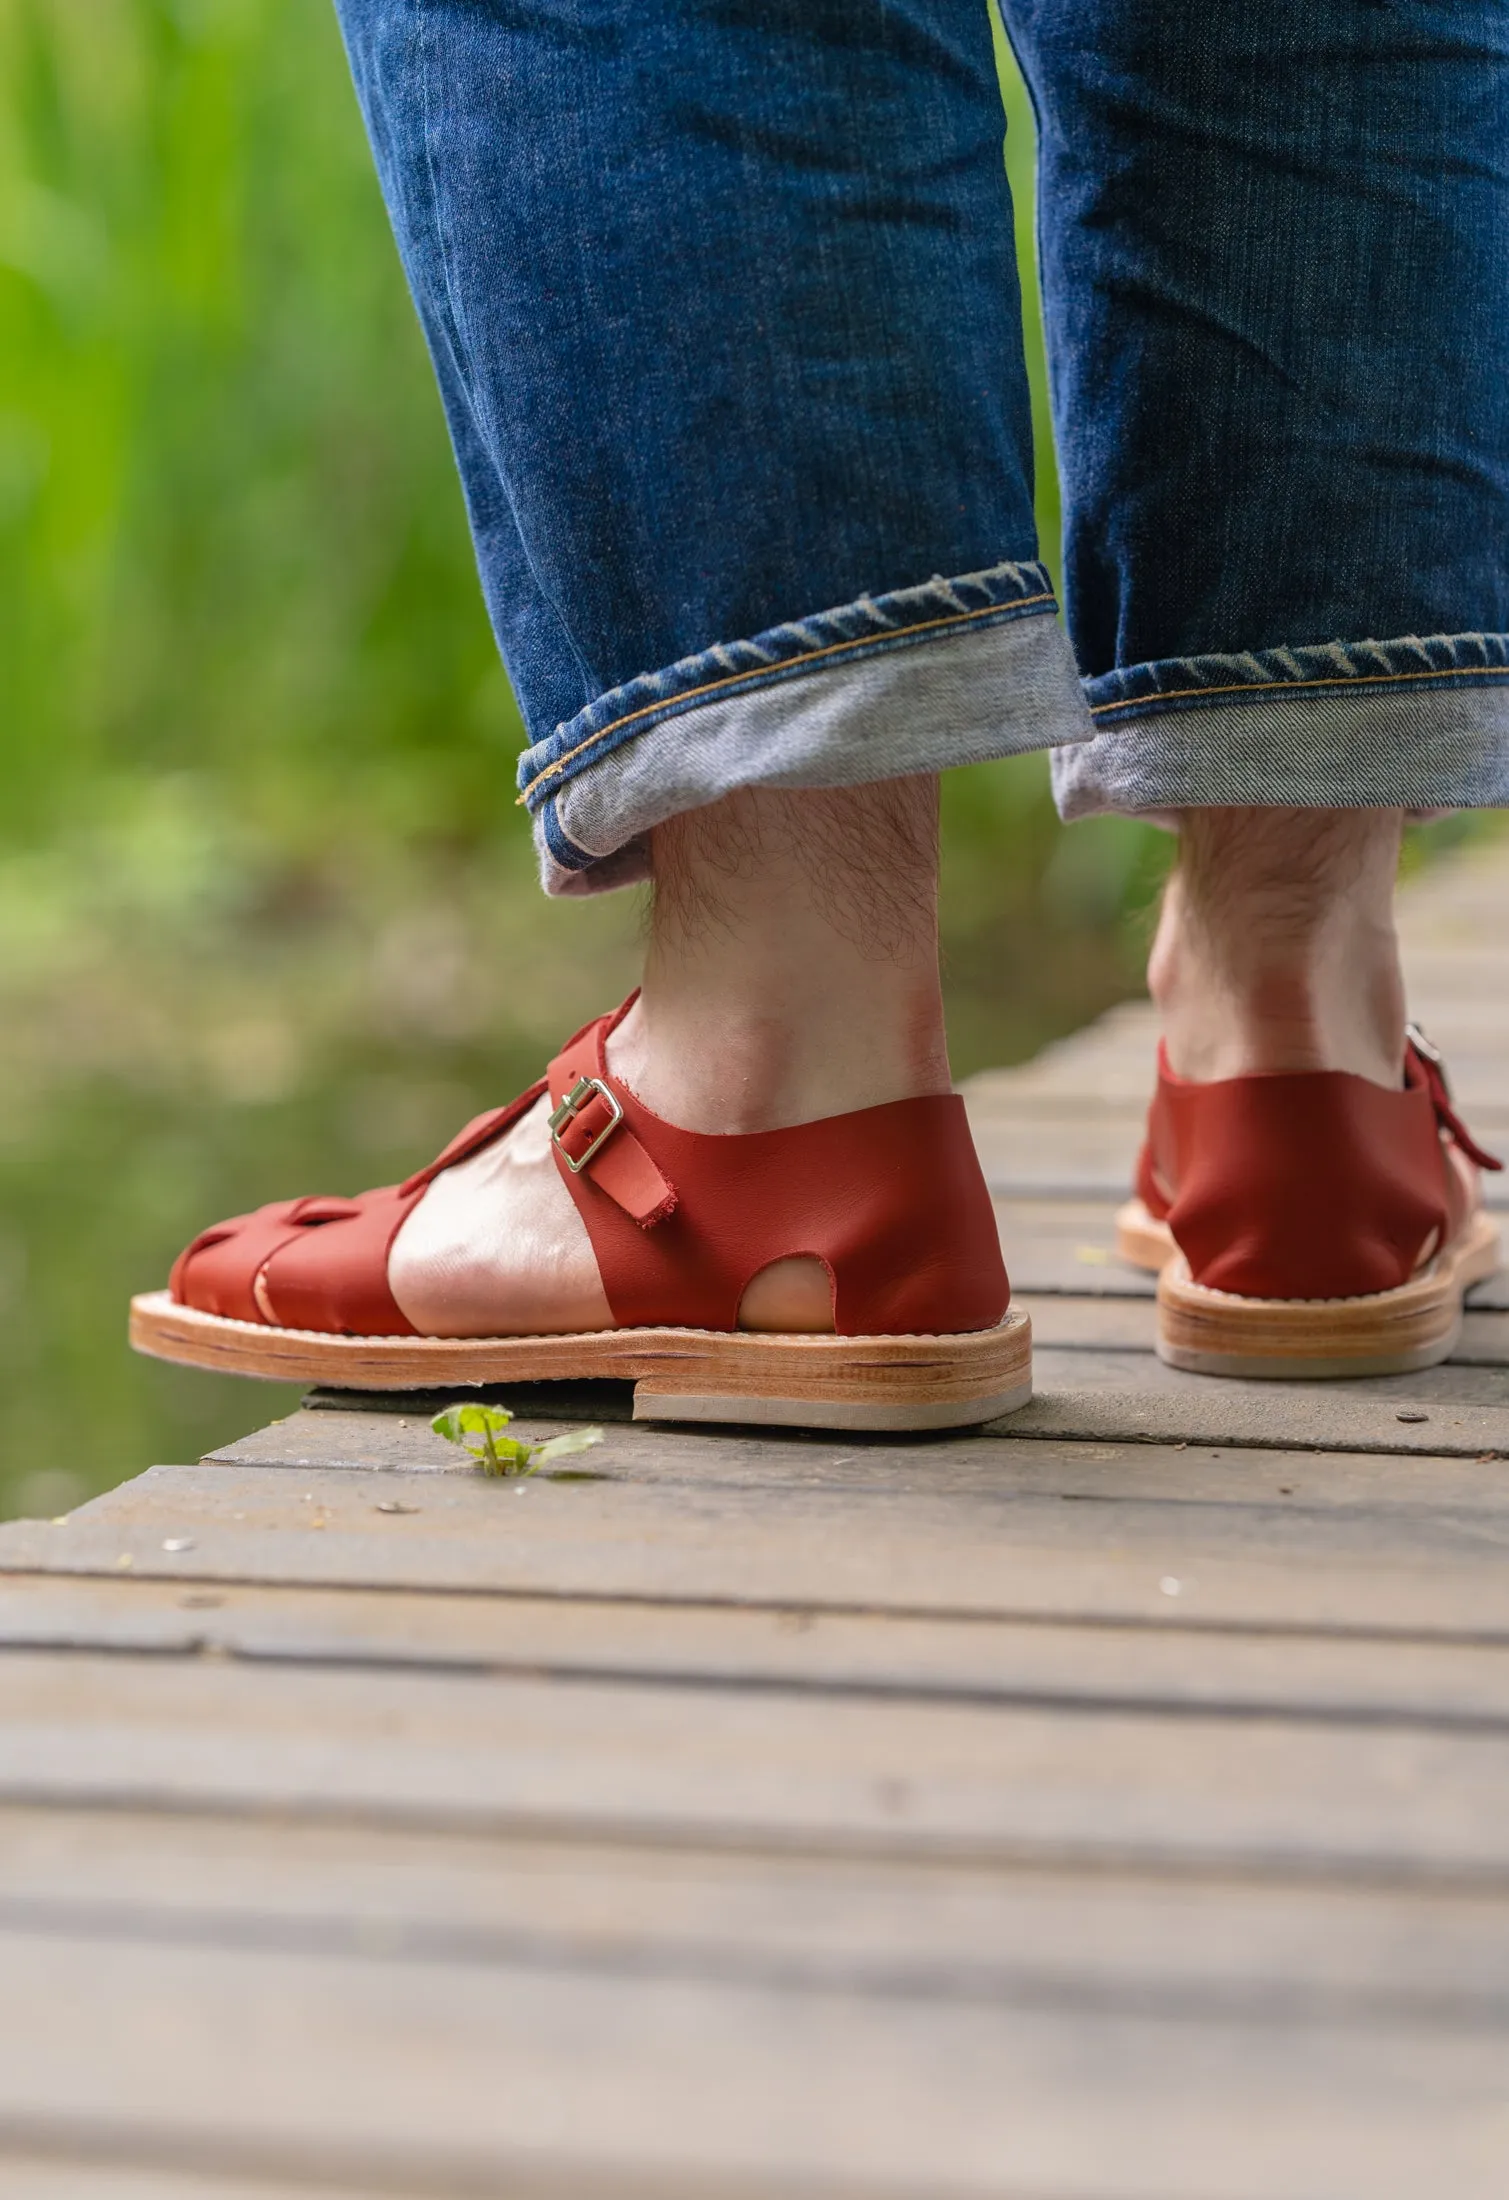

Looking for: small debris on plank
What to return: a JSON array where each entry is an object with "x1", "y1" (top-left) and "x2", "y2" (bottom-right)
[
  {"x1": 374, "y1": 1501, "x2": 419, "y2": 1515},
  {"x1": 161, "y1": 1537, "x2": 195, "y2": 1553},
  {"x1": 1396, "y1": 1411, "x2": 1429, "y2": 1423},
  {"x1": 1159, "y1": 1576, "x2": 1182, "y2": 1597},
  {"x1": 179, "y1": 1593, "x2": 223, "y2": 1609}
]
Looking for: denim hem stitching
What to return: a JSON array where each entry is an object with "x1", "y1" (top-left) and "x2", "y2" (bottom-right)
[
  {"x1": 516, "y1": 560, "x2": 1056, "y2": 810},
  {"x1": 1086, "y1": 632, "x2": 1509, "y2": 723}
]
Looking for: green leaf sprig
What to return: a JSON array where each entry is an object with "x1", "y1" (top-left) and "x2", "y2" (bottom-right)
[{"x1": 430, "y1": 1401, "x2": 603, "y2": 1479}]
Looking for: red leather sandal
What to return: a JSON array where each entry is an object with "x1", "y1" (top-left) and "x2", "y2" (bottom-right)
[
  {"x1": 1117, "y1": 1027, "x2": 1502, "y2": 1378},
  {"x1": 131, "y1": 998, "x2": 1031, "y2": 1430}
]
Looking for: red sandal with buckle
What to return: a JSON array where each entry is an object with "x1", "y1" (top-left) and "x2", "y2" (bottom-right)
[
  {"x1": 1116, "y1": 1025, "x2": 1502, "y2": 1378},
  {"x1": 131, "y1": 997, "x2": 1031, "y2": 1429}
]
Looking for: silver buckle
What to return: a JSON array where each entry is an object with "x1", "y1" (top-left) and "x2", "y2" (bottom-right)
[
  {"x1": 1406, "y1": 1021, "x2": 1450, "y2": 1088},
  {"x1": 548, "y1": 1075, "x2": 624, "y2": 1174}
]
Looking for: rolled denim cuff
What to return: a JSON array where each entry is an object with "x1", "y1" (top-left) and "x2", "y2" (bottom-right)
[
  {"x1": 516, "y1": 562, "x2": 1093, "y2": 895},
  {"x1": 1053, "y1": 631, "x2": 1509, "y2": 817}
]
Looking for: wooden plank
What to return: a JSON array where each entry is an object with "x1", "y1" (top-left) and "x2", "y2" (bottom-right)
[
  {"x1": 994, "y1": 1201, "x2": 1156, "y2": 1298},
  {"x1": 8, "y1": 1801, "x2": 1509, "y2": 2022},
  {"x1": 12, "y1": 1449, "x2": 1509, "y2": 1634},
  {"x1": 15, "y1": 1574, "x2": 1509, "y2": 1724},
  {"x1": 1466, "y1": 1268, "x2": 1509, "y2": 1312},
  {"x1": 1012, "y1": 1295, "x2": 1155, "y2": 1350},
  {"x1": 4, "y1": 840, "x2": 1503, "y2": 2200},
  {"x1": 1399, "y1": 945, "x2": 1509, "y2": 990},
  {"x1": 963, "y1": 1101, "x2": 1144, "y2": 1197},
  {"x1": 225, "y1": 1341, "x2": 1509, "y2": 1469},
  {"x1": 1, "y1": 1924, "x2": 1508, "y2": 2198},
  {"x1": 1448, "y1": 1310, "x2": 1509, "y2": 1364},
  {"x1": 1021, "y1": 1347, "x2": 1509, "y2": 1452},
  {"x1": 262, "y1": 1337, "x2": 1509, "y2": 1450},
  {"x1": 7, "y1": 1649, "x2": 1509, "y2": 1877},
  {"x1": 175, "y1": 1411, "x2": 1509, "y2": 1492},
  {"x1": 0, "y1": 2168, "x2": 348, "y2": 2200}
]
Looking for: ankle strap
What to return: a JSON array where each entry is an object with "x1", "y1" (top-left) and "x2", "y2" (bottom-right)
[{"x1": 544, "y1": 1002, "x2": 1008, "y2": 1336}]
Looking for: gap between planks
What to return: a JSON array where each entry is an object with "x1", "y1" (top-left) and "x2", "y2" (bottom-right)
[
  {"x1": 13, "y1": 1453, "x2": 1509, "y2": 1636},
  {"x1": 11, "y1": 1648, "x2": 1509, "y2": 1887},
  {"x1": 11, "y1": 1574, "x2": 1509, "y2": 1730},
  {"x1": 8, "y1": 1802, "x2": 1509, "y2": 2024}
]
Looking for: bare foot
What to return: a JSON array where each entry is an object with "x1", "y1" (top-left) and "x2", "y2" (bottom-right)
[
  {"x1": 386, "y1": 1087, "x2": 611, "y2": 1336},
  {"x1": 1149, "y1": 807, "x2": 1407, "y2": 1088},
  {"x1": 388, "y1": 782, "x2": 952, "y2": 1338}
]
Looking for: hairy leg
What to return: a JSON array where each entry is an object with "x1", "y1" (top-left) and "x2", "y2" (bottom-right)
[
  {"x1": 1148, "y1": 806, "x2": 1406, "y2": 1088},
  {"x1": 386, "y1": 779, "x2": 948, "y2": 1336}
]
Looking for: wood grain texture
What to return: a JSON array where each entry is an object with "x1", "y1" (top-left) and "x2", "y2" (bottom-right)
[
  {"x1": 0, "y1": 2165, "x2": 383, "y2": 2200},
  {"x1": 10, "y1": 1648, "x2": 1509, "y2": 1877},
  {"x1": 0, "y1": 2168, "x2": 373, "y2": 2200},
  {"x1": 17, "y1": 833, "x2": 1509, "y2": 2193},
  {"x1": 2, "y1": 1926, "x2": 1508, "y2": 2200},
  {"x1": 12, "y1": 1454, "x2": 1509, "y2": 1634},
  {"x1": 8, "y1": 1803, "x2": 1509, "y2": 2018},
  {"x1": 15, "y1": 1574, "x2": 1509, "y2": 1722}
]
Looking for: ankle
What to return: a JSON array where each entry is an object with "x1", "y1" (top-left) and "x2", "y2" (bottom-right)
[
  {"x1": 1150, "y1": 807, "x2": 1407, "y2": 1087},
  {"x1": 1151, "y1": 924, "x2": 1406, "y2": 1085},
  {"x1": 608, "y1": 781, "x2": 952, "y2": 1132},
  {"x1": 609, "y1": 976, "x2": 950, "y2": 1132}
]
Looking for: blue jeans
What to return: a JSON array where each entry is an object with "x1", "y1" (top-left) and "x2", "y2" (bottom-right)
[{"x1": 334, "y1": 0, "x2": 1509, "y2": 892}]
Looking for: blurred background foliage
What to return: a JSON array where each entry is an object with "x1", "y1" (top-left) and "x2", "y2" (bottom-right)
[{"x1": 1, "y1": 0, "x2": 1463, "y2": 1509}]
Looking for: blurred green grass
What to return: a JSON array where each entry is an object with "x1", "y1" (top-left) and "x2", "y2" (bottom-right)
[{"x1": 0, "y1": 0, "x2": 1181, "y2": 1510}]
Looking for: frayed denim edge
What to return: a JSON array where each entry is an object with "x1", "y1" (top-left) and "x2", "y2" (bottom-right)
[{"x1": 517, "y1": 559, "x2": 1056, "y2": 813}]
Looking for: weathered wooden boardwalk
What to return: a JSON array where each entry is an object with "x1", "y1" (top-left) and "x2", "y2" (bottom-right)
[{"x1": 3, "y1": 841, "x2": 1509, "y2": 2198}]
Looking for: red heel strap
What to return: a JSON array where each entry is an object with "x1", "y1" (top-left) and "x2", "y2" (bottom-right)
[
  {"x1": 542, "y1": 1000, "x2": 1007, "y2": 1335},
  {"x1": 1138, "y1": 1034, "x2": 1498, "y2": 1299}
]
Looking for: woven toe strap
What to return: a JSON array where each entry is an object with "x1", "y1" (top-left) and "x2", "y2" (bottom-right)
[
  {"x1": 171, "y1": 1185, "x2": 424, "y2": 1335},
  {"x1": 172, "y1": 1080, "x2": 552, "y2": 1335}
]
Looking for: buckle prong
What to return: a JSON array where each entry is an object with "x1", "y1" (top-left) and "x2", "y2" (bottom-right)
[
  {"x1": 548, "y1": 1075, "x2": 624, "y2": 1174},
  {"x1": 1407, "y1": 1020, "x2": 1450, "y2": 1090}
]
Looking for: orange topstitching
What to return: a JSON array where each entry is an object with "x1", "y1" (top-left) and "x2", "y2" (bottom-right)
[
  {"x1": 1089, "y1": 660, "x2": 1509, "y2": 717},
  {"x1": 516, "y1": 590, "x2": 1055, "y2": 804}
]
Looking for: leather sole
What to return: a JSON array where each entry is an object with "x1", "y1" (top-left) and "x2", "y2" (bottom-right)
[
  {"x1": 129, "y1": 1291, "x2": 1033, "y2": 1432},
  {"x1": 1116, "y1": 1199, "x2": 1501, "y2": 1379}
]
